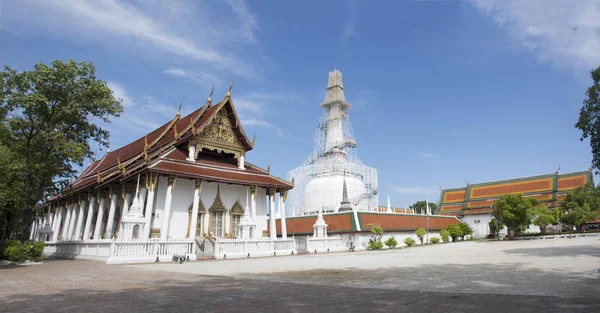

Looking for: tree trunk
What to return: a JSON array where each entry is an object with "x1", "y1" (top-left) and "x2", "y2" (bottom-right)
[
  {"x1": 539, "y1": 224, "x2": 547, "y2": 235},
  {"x1": 507, "y1": 228, "x2": 516, "y2": 240}
]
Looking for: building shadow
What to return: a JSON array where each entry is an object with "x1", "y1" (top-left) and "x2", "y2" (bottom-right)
[
  {"x1": 1, "y1": 260, "x2": 599, "y2": 313},
  {"x1": 503, "y1": 245, "x2": 600, "y2": 257}
]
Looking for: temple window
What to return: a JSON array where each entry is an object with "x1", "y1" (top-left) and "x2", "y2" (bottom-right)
[
  {"x1": 210, "y1": 211, "x2": 223, "y2": 237},
  {"x1": 230, "y1": 200, "x2": 244, "y2": 237}
]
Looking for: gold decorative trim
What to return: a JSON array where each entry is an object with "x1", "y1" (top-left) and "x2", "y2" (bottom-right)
[{"x1": 168, "y1": 176, "x2": 177, "y2": 194}]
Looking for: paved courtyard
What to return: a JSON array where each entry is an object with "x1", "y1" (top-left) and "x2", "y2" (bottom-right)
[{"x1": 1, "y1": 237, "x2": 599, "y2": 312}]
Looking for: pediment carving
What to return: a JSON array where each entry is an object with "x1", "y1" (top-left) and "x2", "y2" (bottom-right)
[{"x1": 192, "y1": 108, "x2": 244, "y2": 161}]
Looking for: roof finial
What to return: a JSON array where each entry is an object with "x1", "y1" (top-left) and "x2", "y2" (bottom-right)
[
  {"x1": 251, "y1": 133, "x2": 256, "y2": 147},
  {"x1": 208, "y1": 84, "x2": 214, "y2": 103},
  {"x1": 177, "y1": 100, "x2": 182, "y2": 118},
  {"x1": 226, "y1": 77, "x2": 234, "y2": 97},
  {"x1": 556, "y1": 165, "x2": 560, "y2": 174},
  {"x1": 267, "y1": 164, "x2": 270, "y2": 173}
]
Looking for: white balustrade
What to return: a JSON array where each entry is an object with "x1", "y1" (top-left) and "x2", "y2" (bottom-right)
[
  {"x1": 306, "y1": 235, "x2": 345, "y2": 253},
  {"x1": 213, "y1": 237, "x2": 296, "y2": 259}
]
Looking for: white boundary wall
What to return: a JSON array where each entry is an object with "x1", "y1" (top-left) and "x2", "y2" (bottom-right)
[
  {"x1": 213, "y1": 237, "x2": 296, "y2": 259},
  {"x1": 44, "y1": 238, "x2": 196, "y2": 264}
]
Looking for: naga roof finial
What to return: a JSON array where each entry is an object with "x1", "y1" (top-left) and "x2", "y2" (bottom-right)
[
  {"x1": 226, "y1": 77, "x2": 234, "y2": 97},
  {"x1": 208, "y1": 84, "x2": 214, "y2": 103},
  {"x1": 251, "y1": 133, "x2": 256, "y2": 147},
  {"x1": 176, "y1": 100, "x2": 182, "y2": 118}
]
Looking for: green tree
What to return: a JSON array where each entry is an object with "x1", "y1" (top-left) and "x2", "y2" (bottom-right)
[
  {"x1": 439, "y1": 229, "x2": 450, "y2": 243},
  {"x1": 575, "y1": 66, "x2": 600, "y2": 173},
  {"x1": 530, "y1": 204, "x2": 558, "y2": 235},
  {"x1": 410, "y1": 200, "x2": 438, "y2": 215},
  {"x1": 446, "y1": 224, "x2": 463, "y2": 242},
  {"x1": 561, "y1": 185, "x2": 600, "y2": 230},
  {"x1": 368, "y1": 225, "x2": 384, "y2": 250},
  {"x1": 488, "y1": 218, "x2": 504, "y2": 239},
  {"x1": 0, "y1": 60, "x2": 123, "y2": 240},
  {"x1": 415, "y1": 227, "x2": 426, "y2": 245},
  {"x1": 492, "y1": 194, "x2": 538, "y2": 240},
  {"x1": 459, "y1": 222, "x2": 473, "y2": 240}
]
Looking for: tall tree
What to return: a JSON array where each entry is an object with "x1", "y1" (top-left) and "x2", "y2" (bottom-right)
[
  {"x1": 575, "y1": 66, "x2": 600, "y2": 173},
  {"x1": 561, "y1": 185, "x2": 600, "y2": 230},
  {"x1": 410, "y1": 200, "x2": 438, "y2": 215},
  {"x1": 530, "y1": 204, "x2": 558, "y2": 235},
  {"x1": 492, "y1": 194, "x2": 538, "y2": 240},
  {"x1": 0, "y1": 60, "x2": 123, "y2": 240}
]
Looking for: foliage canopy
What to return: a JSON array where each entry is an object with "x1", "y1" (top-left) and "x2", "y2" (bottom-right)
[
  {"x1": 0, "y1": 60, "x2": 123, "y2": 240},
  {"x1": 575, "y1": 66, "x2": 600, "y2": 173}
]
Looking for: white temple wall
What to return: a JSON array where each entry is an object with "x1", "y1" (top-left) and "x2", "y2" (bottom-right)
[
  {"x1": 353, "y1": 230, "x2": 446, "y2": 250},
  {"x1": 168, "y1": 178, "x2": 194, "y2": 238},
  {"x1": 153, "y1": 176, "x2": 168, "y2": 229},
  {"x1": 460, "y1": 214, "x2": 540, "y2": 237}
]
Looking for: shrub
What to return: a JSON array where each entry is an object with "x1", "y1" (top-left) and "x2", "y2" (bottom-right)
[
  {"x1": 368, "y1": 240, "x2": 383, "y2": 250},
  {"x1": 4, "y1": 241, "x2": 30, "y2": 262},
  {"x1": 403, "y1": 237, "x2": 415, "y2": 247},
  {"x1": 447, "y1": 224, "x2": 463, "y2": 241},
  {"x1": 430, "y1": 237, "x2": 440, "y2": 244},
  {"x1": 440, "y1": 229, "x2": 450, "y2": 243},
  {"x1": 459, "y1": 222, "x2": 473, "y2": 240},
  {"x1": 384, "y1": 236, "x2": 397, "y2": 248},
  {"x1": 1, "y1": 241, "x2": 45, "y2": 262},
  {"x1": 415, "y1": 227, "x2": 426, "y2": 245},
  {"x1": 30, "y1": 242, "x2": 46, "y2": 262}
]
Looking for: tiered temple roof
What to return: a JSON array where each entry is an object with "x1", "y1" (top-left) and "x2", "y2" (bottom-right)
[
  {"x1": 50, "y1": 90, "x2": 292, "y2": 202},
  {"x1": 437, "y1": 170, "x2": 593, "y2": 217}
]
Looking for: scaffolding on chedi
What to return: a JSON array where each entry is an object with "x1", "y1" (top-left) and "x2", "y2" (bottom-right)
[{"x1": 288, "y1": 69, "x2": 378, "y2": 216}]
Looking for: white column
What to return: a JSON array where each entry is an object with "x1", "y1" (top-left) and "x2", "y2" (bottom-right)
[
  {"x1": 143, "y1": 175, "x2": 158, "y2": 239},
  {"x1": 29, "y1": 220, "x2": 36, "y2": 240},
  {"x1": 268, "y1": 188, "x2": 276, "y2": 240},
  {"x1": 280, "y1": 191, "x2": 287, "y2": 239},
  {"x1": 93, "y1": 193, "x2": 107, "y2": 240},
  {"x1": 67, "y1": 202, "x2": 79, "y2": 240},
  {"x1": 74, "y1": 198, "x2": 87, "y2": 240},
  {"x1": 61, "y1": 204, "x2": 72, "y2": 240},
  {"x1": 52, "y1": 206, "x2": 65, "y2": 241},
  {"x1": 161, "y1": 176, "x2": 176, "y2": 240},
  {"x1": 203, "y1": 200, "x2": 209, "y2": 236},
  {"x1": 250, "y1": 186, "x2": 257, "y2": 220},
  {"x1": 83, "y1": 195, "x2": 97, "y2": 241},
  {"x1": 225, "y1": 208, "x2": 231, "y2": 235},
  {"x1": 117, "y1": 185, "x2": 133, "y2": 239},
  {"x1": 189, "y1": 179, "x2": 203, "y2": 238},
  {"x1": 104, "y1": 189, "x2": 119, "y2": 239}
]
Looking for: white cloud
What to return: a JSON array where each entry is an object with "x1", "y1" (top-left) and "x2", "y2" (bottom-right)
[
  {"x1": 241, "y1": 117, "x2": 287, "y2": 138},
  {"x1": 340, "y1": 0, "x2": 359, "y2": 40},
  {"x1": 3, "y1": 0, "x2": 258, "y2": 78},
  {"x1": 226, "y1": 0, "x2": 259, "y2": 42},
  {"x1": 470, "y1": 0, "x2": 600, "y2": 70},
  {"x1": 420, "y1": 152, "x2": 438, "y2": 160},
  {"x1": 163, "y1": 67, "x2": 222, "y2": 87},
  {"x1": 393, "y1": 187, "x2": 440, "y2": 195}
]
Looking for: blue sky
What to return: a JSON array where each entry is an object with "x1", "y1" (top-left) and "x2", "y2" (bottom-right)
[{"x1": 2, "y1": 0, "x2": 600, "y2": 207}]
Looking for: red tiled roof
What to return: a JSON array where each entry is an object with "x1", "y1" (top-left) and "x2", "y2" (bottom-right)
[
  {"x1": 274, "y1": 212, "x2": 460, "y2": 236},
  {"x1": 51, "y1": 95, "x2": 291, "y2": 201},
  {"x1": 151, "y1": 159, "x2": 292, "y2": 189},
  {"x1": 358, "y1": 213, "x2": 460, "y2": 231}
]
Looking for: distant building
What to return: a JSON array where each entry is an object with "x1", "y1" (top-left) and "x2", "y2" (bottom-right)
[{"x1": 437, "y1": 170, "x2": 594, "y2": 237}]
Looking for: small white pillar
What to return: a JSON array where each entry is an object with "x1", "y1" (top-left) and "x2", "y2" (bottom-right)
[
  {"x1": 104, "y1": 190, "x2": 119, "y2": 239},
  {"x1": 121, "y1": 175, "x2": 147, "y2": 241},
  {"x1": 189, "y1": 179, "x2": 203, "y2": 238},
  {"x1": 280, "y1": 191, "x2": 288, "y2": 239},
  {"x1": 53, "y1": 206, "x2": 65, "y2": 241},
  {"x1": 143, "y1": 175, "x2": 158, "y2": 239},
  {"x1": 386, "y1": 195, "x2": 392, "y2": 213},
  {"x1": 237, "y1": 188, "x2": 256, "y2": 239},
  {"x1": 268, "y1": 188, "x2": 276, "y2": 240},
  {"x1": 160, "y1": 176, "x2": 176, "y2": 240},
  {"x1": 83, "y1": 195, "x2": 97, "y2": 241},
  {"x1": 29, "y1": 220, "x2": 36, "y2": 241},
  {"x1": 93, "y1": 193, "x2": 107, "y2": 240},
  {"x1": 313, "y1": 210, "x2": 328, "y2": 238}
]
